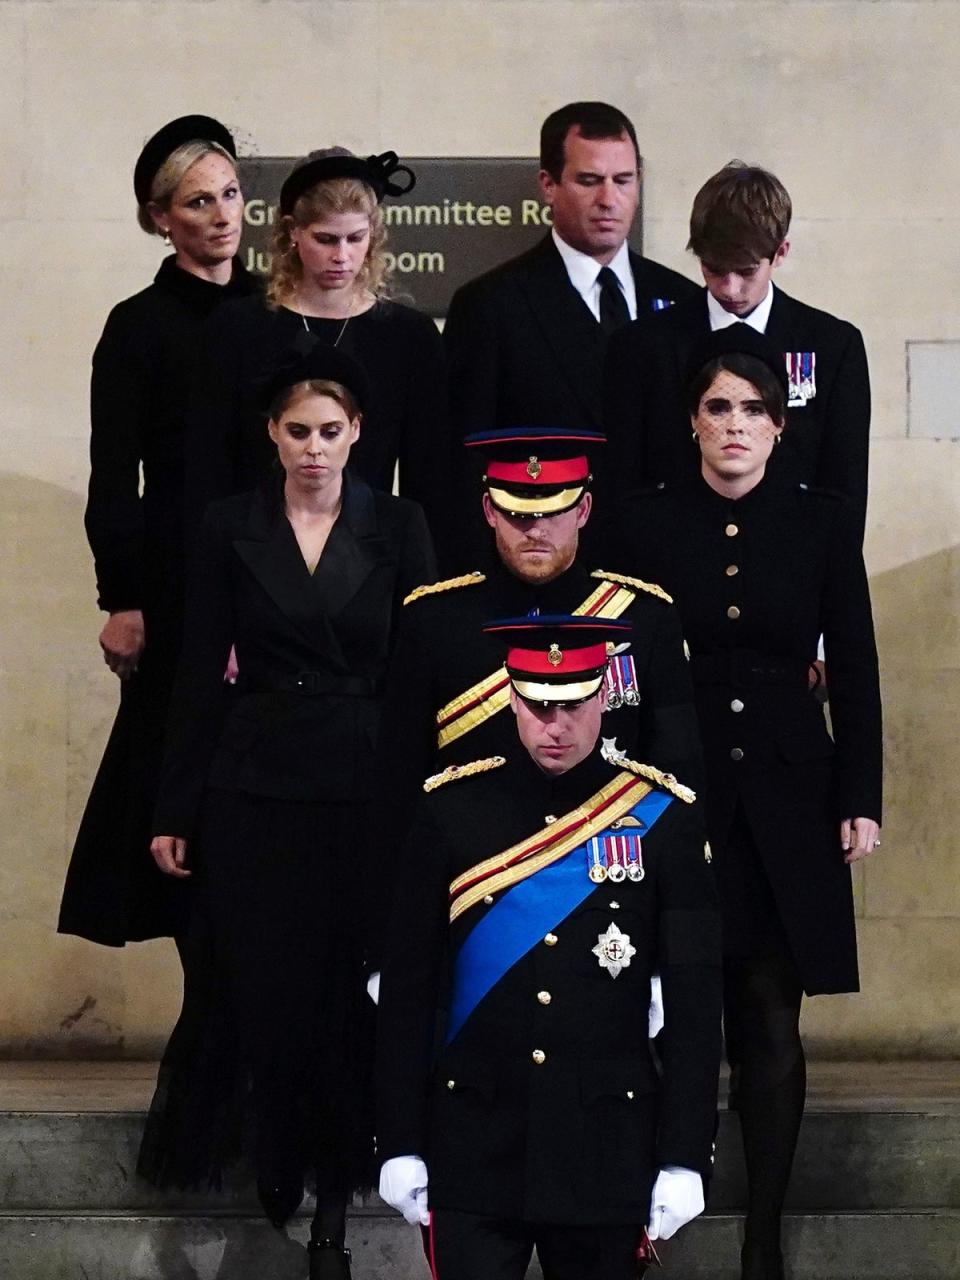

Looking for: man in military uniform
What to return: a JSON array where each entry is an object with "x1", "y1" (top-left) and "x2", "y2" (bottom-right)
[
  {"x1": 376, "y1": 618, "x2": 722, "y2": 1279},
  {"x1": 370, "y1": 427, "x2": 701, "y2": 877}
]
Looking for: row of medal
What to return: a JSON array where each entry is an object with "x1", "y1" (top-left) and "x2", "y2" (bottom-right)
[
  {"x1": 604, "y1": 653, "x2": 640, "y2": 710},
  {"x1": 587, "y1": 832, "x2": 645, "y2": 884}
]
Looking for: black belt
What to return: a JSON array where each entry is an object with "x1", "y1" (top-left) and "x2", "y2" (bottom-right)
[
  {"x1": 689, "y1": 650, "x2": 815, "y2": 688},
  {"x1": 236, "y1": 671, "x2": 379, "y2": 698}
]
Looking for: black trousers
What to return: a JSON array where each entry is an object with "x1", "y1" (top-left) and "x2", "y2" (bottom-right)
[{"x1": 424, "y1": 1210, "x2": 644, "y2": 1280}]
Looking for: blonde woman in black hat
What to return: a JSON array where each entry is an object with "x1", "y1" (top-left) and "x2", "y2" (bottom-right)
[
  {"x1": 59, "y1": 115, "x2": 259, "y2": 950},
  {"x1": 184, "y1": 147, "x2": 449, "y2": 545},
  {"x1": 138, "y1": 344, "x2": 435, "y2": 1277}
]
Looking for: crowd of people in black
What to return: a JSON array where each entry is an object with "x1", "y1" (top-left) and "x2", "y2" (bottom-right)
[{"x1": 58, "y1": 102, "x2": 882, "y2": 1280}]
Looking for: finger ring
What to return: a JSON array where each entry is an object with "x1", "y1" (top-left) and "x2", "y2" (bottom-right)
[{"x1": 873, "y1": 839, "x2": 881, "y2": 849}]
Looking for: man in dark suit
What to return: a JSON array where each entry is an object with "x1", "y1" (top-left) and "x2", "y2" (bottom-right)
[
  {"x1": 443, "y1": 102, "x2": 700, "y2": 560},
  {"x1": 604, "y1": 161, "x2": 871, "y2": 536},
  {"x1": 376, "y1": 617, "x2": 721, "y2": 1279}
]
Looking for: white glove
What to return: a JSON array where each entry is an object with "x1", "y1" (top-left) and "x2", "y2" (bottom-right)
[
  {"x1": 647, "y1": 1166, "x2": 704, "y2": 1240},
  {"x1": 648, "y1": 974, "x2": 664, "y2": 1038},
  {"x1": 379, "y1": 1155, "x2": 430, "y2": 1226},
  {"x1": 366, "y1": 971, "x2": 381, "y2": 1005}
]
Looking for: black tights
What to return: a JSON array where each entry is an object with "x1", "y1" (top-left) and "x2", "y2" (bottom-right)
[
  {"x1": 723, "y1": 950, "x2": 805, "y2": 1278},
  {"x1": 310, "y1": 1193, "x2": 348, "y2": 1247}
]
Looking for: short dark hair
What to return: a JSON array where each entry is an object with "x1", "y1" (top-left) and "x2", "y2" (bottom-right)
[
  {"x1": 686, "y1": 353, "x2": 786, "y2": 426},
  {"x1": 688, "y1": 161, "x2": 792, "y2": 265},
  {"x1": 540, "y1": 102, "x2": 640, "y2": 181}
]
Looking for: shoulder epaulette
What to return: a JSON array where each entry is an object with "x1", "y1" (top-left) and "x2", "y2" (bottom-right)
[
  {"x1": 423, "y1": 755, "x2": 506, "y2": 793},
  {"x1": 404, "y1": 571, "x2": 486, "y2": 607},
  {"x1": 619, "y1": 757, "x2": 696, "y2": 804},
  {"x1": 591, "y1": 569, "x2": 673, "y2": 605}
]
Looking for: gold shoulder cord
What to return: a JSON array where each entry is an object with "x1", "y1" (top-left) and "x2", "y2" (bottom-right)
[
  {"x1": 404, "y1": 571, "x2": 486, "y2": 607},
  {"x1": 591, "y1": 569, "x2": 673, "y2": 605},
  {"x1": 423, "y1": 755, "x2": 506, "y2": 793},
  {"x1": 618, "y1": 757, "x2": 696, "y2": 804}
]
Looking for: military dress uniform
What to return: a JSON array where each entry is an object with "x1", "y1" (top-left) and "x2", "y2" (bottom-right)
[
  {"x1": 369, "y1": 430, "x2": 702, "y2": 936},
  {"x1": 376, "y1": 621, "x2": 721, "y2": 1280}
]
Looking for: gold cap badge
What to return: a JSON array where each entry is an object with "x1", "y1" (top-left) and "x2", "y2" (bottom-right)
[
  {"x1": 548, "y1": 643, "x2": 563, "y2": 667},
  {"x1": 526, "y1": 455, "x2": 542, "y2": 479}
]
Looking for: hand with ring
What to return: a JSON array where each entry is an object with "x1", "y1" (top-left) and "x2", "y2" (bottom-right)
[{"x1": 840, "y1": 817, "x2": 881, "y2": 864}]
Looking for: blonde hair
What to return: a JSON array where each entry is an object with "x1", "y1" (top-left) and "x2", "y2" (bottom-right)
[
  {"x1": 137, "y1": 139, "x2": 236, "y2": 236},
  {"x1": 266, "y1": 151, "x2": 392, "y2": 309}
]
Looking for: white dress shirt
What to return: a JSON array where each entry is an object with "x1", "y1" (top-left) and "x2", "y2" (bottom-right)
[
  {"x1": 707, "y1": 283, "x2": 775, "y2": 333},
  {"x1": 552, "y1": 229, "x2": 637, "y2": 323}
]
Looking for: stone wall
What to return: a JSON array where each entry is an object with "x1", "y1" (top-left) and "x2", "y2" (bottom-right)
[{"x1": 1, "y1": 1, "x2": 957, "y2": 1056}]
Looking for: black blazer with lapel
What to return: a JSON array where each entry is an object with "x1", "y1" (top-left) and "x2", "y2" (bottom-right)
[
  {"x1": 154, "y1": 472, "x2": 435, "y2": 838},
  {"x1": 604, "y1": 287, "x2": 871, "y2": 536}
]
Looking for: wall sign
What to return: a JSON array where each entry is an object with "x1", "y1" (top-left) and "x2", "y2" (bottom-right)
[{"x1": 239, "y1": 157, "x2": 644, "y2": 318}]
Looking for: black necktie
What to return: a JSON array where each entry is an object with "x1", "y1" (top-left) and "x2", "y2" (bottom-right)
[{"x1": 597, "y1": 266, "x2": 630, "y2": 334}]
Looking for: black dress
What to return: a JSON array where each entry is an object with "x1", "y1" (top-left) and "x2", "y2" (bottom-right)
[
  {"x1": 138, "y1": 472, "x2": 435, "y2": 1201},
  {"x1": 624, "y1": 475, "x2": 882, "y2": 994},
  {"x1": 183, "y1": 293, "x2": 449, "y2": 544},
  {"x1": 59, "y1": 256, "x2": 260, "y2": 946}
]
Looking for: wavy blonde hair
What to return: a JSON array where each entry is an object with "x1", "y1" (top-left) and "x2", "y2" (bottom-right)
[
  {"x1": 137, "y1": 140, "x2": 236, "y2": 236},
  {"x1": 266, "y1": 149, "x2": 392, "y2": 309}
]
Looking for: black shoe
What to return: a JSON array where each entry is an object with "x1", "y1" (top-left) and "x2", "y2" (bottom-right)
[
  {"x1": 257, "y1": 1176, "x2": 305, "y2": 1229},
  {"x1": 308, "y1": 1238, "x2": 352, "y2": 1280}
]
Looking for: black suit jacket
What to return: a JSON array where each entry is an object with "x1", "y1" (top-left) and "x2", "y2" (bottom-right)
[
  {"x1": 623, "y1": 475, "x2": 882, "y2": 994},
  {"x1": 443, "y1": 236, "x2": 700, "y2": 563},
  {"x1": 154, "y1": 473, "x2": 435, "y2": 838},
  {"x1": 377, "y1": 747, "x2": 722, "y2": 1224},
  {"x1": 604, "y1": 287, "x2": 871, "y2": 536}
]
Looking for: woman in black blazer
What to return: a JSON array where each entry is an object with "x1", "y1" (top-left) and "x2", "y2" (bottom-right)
[
  {"x1": 59, "y1": 115, "x2": 260, "y2": 948},
  {"x1": 622, "y1": 326, "x2": 882, "y2": 1280},
  {"x1": 138, "y1": 344, "x2": 435, "y2": 1280}
]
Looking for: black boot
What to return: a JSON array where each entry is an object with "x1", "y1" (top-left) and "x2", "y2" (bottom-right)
[
  {"x1": 740, "y1": 1235, "x2": 785, "y2": 1280},
  {"x1": 307, "y1": 1237, "x2": 352, "y2": 1280}
]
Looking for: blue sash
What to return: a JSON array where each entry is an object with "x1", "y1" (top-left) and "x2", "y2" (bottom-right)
[{"x1": 445, "y1": 789, "x2": 674, "y2": 1044}]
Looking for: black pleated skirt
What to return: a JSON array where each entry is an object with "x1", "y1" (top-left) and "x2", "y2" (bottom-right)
[{"x1": 137, "y1": 787, "x2": 375, "y2": 1197}]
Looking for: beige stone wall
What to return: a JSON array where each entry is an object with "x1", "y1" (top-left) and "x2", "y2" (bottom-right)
[{"x1": 1, "y1": 1, "x2": 957, "y2": 1057}]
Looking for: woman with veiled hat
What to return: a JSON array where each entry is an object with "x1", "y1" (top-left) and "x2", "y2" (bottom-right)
[
  {"x1": 59, "y1": 115, "x2": 259, "y2": 949},
  {"x1": 183, "y1": 146, "x2": 448, "y2": 544},
  {"x1": 621, "y1": 325, "x2": 882, "y2": 1280},
  {"x1": 137, "y1": 343, "x2": 435, "y2": 1277}
]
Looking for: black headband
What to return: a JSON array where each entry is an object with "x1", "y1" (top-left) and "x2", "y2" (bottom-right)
[
  {"x1": 261, "y1": 333, "x2": 370, "y2": 414},
  {"x1": 279, "y1": 151, "x2": 416, "y2": 214},
  {"x1": 688, "y1": 323, "x2": 789, "y2": 399},
  {"x1": 134, "y1": 114, "x2": 236, "y2": 205}
]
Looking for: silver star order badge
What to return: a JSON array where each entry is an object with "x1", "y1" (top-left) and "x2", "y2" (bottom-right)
[
  {"x1": 601, "y1": 737, "x2": 628, "y2": 765},
  {"x1": 592, "y1": 922, "x2": 636, "y2": 979}
]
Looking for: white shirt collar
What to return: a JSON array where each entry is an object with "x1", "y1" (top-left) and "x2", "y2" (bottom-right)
[
  {"x1": 551, "y1": 229, "x2": 637, "y2": 322},
  {"x1": 707, "y1": 282, "x2": 775, "y2": 333}
]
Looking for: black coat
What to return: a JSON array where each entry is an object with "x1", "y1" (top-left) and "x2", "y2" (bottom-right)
[
  {"x1": 59, "y1": 256, "x2": 260, "y2": 946},
  {"x1": 368, "y1": 556, "x2": 703, "y2": 934},
  {"x1": 154, "y1": 472, "x2": 435, "y2": 840},
  {"x1": 377, "y1": 747, "x2": 722, "y2": 1224},
  {"x1": 623, "y1": 475, "x2": 882, "y2": 994},
  {"x1": 604, "y1": 287, "x2": 871, "y2": 536},
  {"x1": 183, "y1": 293, "x2": 449, "y2": 544},
  {"x1": 442, "y1": 235, "x2": 700, "y2": 562}
]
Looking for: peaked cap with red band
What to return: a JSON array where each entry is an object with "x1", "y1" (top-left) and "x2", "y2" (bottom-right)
[
  {"x1": 483, "y1": 614, "x2": 631, "y2": 705},
  {"x1": 464, "y1": 427, "x2": 605, "y2": 517}
]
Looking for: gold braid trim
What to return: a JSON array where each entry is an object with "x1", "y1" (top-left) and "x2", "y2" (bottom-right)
[
  {"x1": 449, "y1": 772, "x2": 653, "y2": 921},
  {"x1": 423, "y1": 755, "x2": 506, "y2": 793},
  {"x1": 404, "y1": 571, "x2": 486, "y2": 606},
  {"x1": 591, "y1": 569, "x2": 673, "y2": 605},
  {"x1": 619, "y1": 757, "x2": 696, "y2": 804}
]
